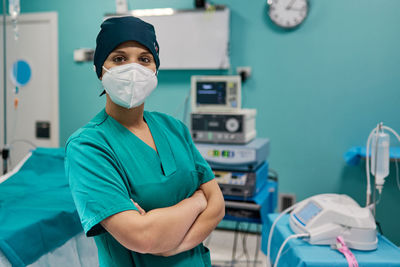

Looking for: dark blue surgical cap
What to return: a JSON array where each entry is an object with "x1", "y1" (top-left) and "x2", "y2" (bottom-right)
[{"x1": 93, "y1": 16, "x2": 160, "y2": 78}]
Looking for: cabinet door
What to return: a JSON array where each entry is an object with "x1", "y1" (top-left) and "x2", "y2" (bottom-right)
[{"x1": 0, "y1": 12, "x2": 59, "y2": 173}]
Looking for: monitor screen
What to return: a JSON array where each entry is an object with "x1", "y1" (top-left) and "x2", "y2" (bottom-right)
[
  {"x1": 196, "y1": 81, "x2": 226, "y2": 105},
  {"x1": 296, "y1": 201, "x2": 322, "y2": 225}
]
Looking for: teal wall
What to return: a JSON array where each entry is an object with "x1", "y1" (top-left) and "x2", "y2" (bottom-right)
[{"x1": 18, "y1": 0, "x2": 400, "y2": 245}]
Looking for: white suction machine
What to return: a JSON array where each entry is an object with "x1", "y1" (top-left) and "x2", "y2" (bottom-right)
[{"x1": 289, "y1": 194, "x2": 377, "y2": 250}]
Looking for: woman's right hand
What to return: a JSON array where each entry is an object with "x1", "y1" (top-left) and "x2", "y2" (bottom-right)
[{"x1": 191, "y1": 189, "x2": 207, "y2": 212}]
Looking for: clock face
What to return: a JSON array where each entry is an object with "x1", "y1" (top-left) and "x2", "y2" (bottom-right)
[{"x1": 268, "y1": 0, "x2": 308, "y2": 29}]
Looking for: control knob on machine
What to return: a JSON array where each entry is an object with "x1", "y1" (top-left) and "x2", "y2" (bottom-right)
[{"x1": 226, "y1": 117, "x2": 240, "y2": 133}]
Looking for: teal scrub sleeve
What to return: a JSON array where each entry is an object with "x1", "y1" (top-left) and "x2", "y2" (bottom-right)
[
  {"x1": 179, "y1": 122, "x2": 214, "y2": 185},
  {"x1": 65, "y1": 137, "x2": 138, "y2": 237}
]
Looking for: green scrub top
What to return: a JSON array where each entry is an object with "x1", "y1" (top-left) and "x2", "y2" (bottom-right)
[{"x1": 65, "y1": 109, "x2": 214, "y2": 267}]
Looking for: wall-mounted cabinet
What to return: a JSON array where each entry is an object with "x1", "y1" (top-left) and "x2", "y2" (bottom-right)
[{"x1": 107, "y1": 7, "x2": 230, "y2": 70}]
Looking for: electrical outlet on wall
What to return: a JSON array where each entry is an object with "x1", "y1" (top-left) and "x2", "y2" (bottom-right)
[
  {"x1": 236, "y1": 66, "x2": 252, "y2": 82},
  {"x1": 278, "y1": 193, "x2": 296, "y2": 212},
  {"x1": 73, "y1": 48, "x2": 94, "y2": 62}
]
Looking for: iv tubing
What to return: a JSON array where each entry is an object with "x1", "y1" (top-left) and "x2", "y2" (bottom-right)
[
  {"x1": 273, "y1": 233, "x2": 309, "y2": 267},
  {"x1": 266, "y1": 204, "x2": 298, "y2": 265},
  {"x1": 382, "y1": 126, "x2": 400, "y2": 143},
  {"x1": 2, "y1": 0, "x2": 6, "y2": 145},
  {"x1": 2, "y1": 0, "x2": 7, "y2": 174},
  {"x1": 365, "y1": 124, "x2": 379, "y2": 206},
  {"x1": 382, "y1": 125, "x2": 400, "y2": 192},
  {"x1": 372, "y1": 123, "x2": 381, "y2": 217}
]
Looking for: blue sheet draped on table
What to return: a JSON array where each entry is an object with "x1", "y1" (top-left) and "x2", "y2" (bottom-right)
[
  {"x1": 262, "y1": 214, "x2": 400, "y2": 267},
  {"x1": 0, "y1": 148, "x2": 82, "y2": 267}
]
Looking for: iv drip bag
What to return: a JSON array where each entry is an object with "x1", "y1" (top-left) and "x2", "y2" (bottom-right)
[
  {"x1": 9, "y1": 0, "x2": 20, "y2": 20},
  {"x1": 371, "y1": 131, "x2": 390, "y2": 184}
]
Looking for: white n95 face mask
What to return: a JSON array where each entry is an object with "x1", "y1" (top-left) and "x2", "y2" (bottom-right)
[{"x1": 101, "y1": 63, "x2": 158, "y2": 109}]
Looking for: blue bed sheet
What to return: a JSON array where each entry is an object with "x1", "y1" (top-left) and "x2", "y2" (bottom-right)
[{"x1": 0, "y1": 148, "x2": 82, "y2": 267}]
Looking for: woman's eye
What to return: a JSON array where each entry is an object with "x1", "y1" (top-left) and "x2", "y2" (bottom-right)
[
  {"x1": 139, "y1": 57, "x2": 151, "y2": 63},
  {"x1": 113, "y1": 56, "x2": 126, "y2": 63}
]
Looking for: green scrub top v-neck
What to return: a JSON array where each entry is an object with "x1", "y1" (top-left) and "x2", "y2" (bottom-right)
[{"x1": 65, "y1": 109, "x2": 214, "y2": 267}]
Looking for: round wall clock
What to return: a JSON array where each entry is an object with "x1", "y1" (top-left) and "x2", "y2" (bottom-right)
[{"x1": 267, "y1": 0, "x2": 309, "y2": 29}]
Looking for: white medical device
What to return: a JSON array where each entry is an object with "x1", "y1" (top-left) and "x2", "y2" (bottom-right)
[
  {"x1": 289, "y1": 194, "x2": 377, "y2": 251},
  {"x1": 191, "y1": 75, "x2": 241, "y2": 112},
  {"x1": 191, "y1": 109, "x2": 256, "y2": 144}
]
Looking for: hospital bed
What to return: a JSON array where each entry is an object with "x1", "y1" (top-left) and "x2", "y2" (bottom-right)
[{"x1": 0, "y1": 148, "x2": 98, "y2": 267}]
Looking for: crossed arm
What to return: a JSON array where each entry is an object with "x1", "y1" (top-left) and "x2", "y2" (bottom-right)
[
  {"x1": 157, "y1": 179, "x2": 225, "y2": 256},
  {"x1": 100, "y1": 179, "x2": 225, "y2": 255}
]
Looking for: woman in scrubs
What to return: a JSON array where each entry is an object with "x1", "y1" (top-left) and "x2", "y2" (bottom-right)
[{"x1": 65, "y1": 16, "x2": 225, "y2": 267}]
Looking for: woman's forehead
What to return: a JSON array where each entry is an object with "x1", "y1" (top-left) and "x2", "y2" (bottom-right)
[{"x1": 113, "y1": 41, "x2": 149, "y2": 52}]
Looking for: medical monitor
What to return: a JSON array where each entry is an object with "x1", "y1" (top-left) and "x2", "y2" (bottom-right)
[{"x1": 191, "y1": 75, "x2": 241, "y2": 112}]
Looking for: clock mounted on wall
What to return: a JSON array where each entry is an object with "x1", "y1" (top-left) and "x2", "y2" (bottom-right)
[{"x1": 267, "y1": 0, "x2": 309, "y2": 29}]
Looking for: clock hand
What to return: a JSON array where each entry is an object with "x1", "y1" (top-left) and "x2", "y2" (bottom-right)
[
  {"x1": 286, "y1": 0, "x2": 297, "y2": 10},
  {"x1": 288, "y1": 7, "x2": 306, "y2": 11}
]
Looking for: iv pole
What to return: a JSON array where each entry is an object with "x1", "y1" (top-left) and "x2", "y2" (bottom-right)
[{"x1": 2, "y1": 0, "x2": 8, "y2": 174}]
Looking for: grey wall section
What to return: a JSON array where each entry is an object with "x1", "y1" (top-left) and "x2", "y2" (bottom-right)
[{"x1": 14, "y1": 0, "x2": 400, "y2": 245}]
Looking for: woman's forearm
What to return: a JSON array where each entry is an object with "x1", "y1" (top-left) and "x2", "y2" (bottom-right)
[
  {"x1": 158, "y1": 180, "x2": 225, "y2": 256},
  {"x1": 170, "y1": 196, "x2": 224, "y2": 254},
  {"x1": 101, "y1": 190, "x2": 207, "y2": 254}
]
